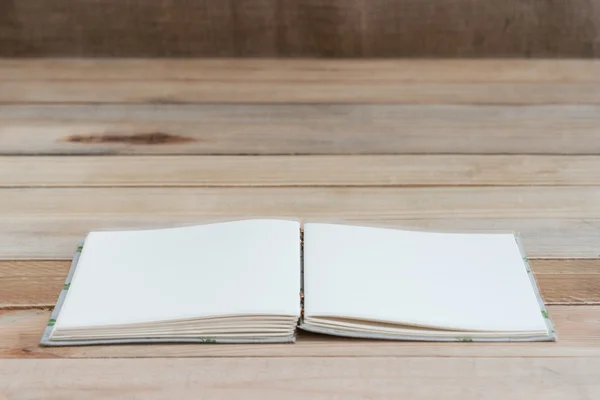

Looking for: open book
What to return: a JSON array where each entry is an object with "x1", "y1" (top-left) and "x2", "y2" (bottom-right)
[{"x1": 41, "y1": 219, "x2": 556, "y2": 345}]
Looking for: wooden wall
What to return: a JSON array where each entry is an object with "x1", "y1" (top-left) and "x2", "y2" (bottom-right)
[{"x1": 1, "y1": 0, "x2": 600, "y2": 57}]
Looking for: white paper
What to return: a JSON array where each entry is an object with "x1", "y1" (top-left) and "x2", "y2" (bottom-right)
[
  {"x1": 56, "y1": 219, "x2": 301, "y2": 329},
  {"x1": 303, "y1": 223, "x2": 548, "y2": 333}
]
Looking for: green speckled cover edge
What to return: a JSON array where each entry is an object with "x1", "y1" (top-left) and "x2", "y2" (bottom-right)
[
  {"x1": 515, "y1": 234, "x2": 557, "y2": 341},
  {"x1": 40, "y1": 239, "x2": 296, "y2": 346},
  {"x1": 297, "y1": 233, "x2": 557, "y2": 343}
]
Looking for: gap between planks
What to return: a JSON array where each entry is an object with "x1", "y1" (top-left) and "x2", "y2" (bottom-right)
[
  {"x1": 1, "y1": 306, "x2": 599, "y2": 358},
  {"x1": 3, "y1": 155, "x2": 600, "y2": 187},
  {"x1": 1, "y1": 259, "x2": 599, "y2": 309},
  {"x1": 2, "y1": 60, "x2": 600, "y2": 104}
]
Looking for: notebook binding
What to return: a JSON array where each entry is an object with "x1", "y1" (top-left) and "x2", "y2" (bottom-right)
[{"x1": 299, "y1": 227, "x2": 304, "y2": 320}]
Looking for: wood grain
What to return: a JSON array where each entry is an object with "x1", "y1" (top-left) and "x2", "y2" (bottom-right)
[
  {"x1": 8, "y1": 82, "x2": 600, "y2": 105},
  {"x1": 1, "y1": 58, "x2": 598, "y2": 395},
  {"x1": 537, "y1": 275, "x2": 600, "y2": 305},
  {"x1": 3, "y1": 105, "x2": 600, "y2": 155},
  {"x1": 2, "y1": 218, "x2": 599, "y2": 259},
  {"x1": 1, "y1": 0, "x2": 600, "y2": 57},
  {"x1": 1, "y1": 306, "x2": 598, "y2": 358},
  {"x1": 2, "y1": 358, "x2": 599, "y2": 399},
  {"x1": 5, "y1": 60, "x2": 600, "y2": 81},
  {"x1": 2, "y1": 259, "x2": 598, "y2": 309},
  {"x1": 0, "y1": 261, "x2": 69, "y2": 308},
  {"x1": 531, "y1": 259, "x2": 600, "y2": 274},
  {"x1": 4, "y1": 155, "x2": 600, "y2": 186},
  {"x1": 3, "y1": 60, "x2": 600, "y2": 104},
  {"x1": 2, "y1": 187, "x2": 600, "y2": 259},
  {"x1": 533, "y1": 260, "x2": 600, "y2": 304}
]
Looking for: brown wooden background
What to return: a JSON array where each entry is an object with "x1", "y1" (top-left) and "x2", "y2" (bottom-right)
[{"x1": 1, "y1": 0, "x2": 600, "y2": 57}]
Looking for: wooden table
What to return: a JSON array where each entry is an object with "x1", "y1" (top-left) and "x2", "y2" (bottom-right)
[{"x1": 1, "y1": 60, "x2": 599, "y2": 398}]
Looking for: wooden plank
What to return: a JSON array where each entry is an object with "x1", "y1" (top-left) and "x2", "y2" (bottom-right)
[
  {"x1": 2, "y1": 259, "x2": 598, "y2": 309},
  {"x1": 1, "y1": 0, "x2": 600, "y2": 58},
  {"x1": 9, "y1": 81, "x2": 600, "y2": 105},
  {"x1": 0, "y1": 261, "x2": 69, "y2": 308},
  {"x1": 6, "y1": 187, "x2": 598, "y2": 219},
  {"x1": 1, "y1": 306, "x2": 599, "y2": 358},
  {"x1": 4, "y1": 155, "x2": 600, "y2": 186},
  {"x1": 532, "y1": 259, "x2": 600, "y2": 274},
  {"x1": 537, "y1": 275, "x2": 600, "y2": 305},
  {"x1": 3, "y1": 105, "x2": 600, "y2": 155},
  {"x1": 7, "y1": 217, "x2": 597, "y2": 260},
  {"x1": 1, "y1": 187, "x2": 599, "y2": 259},
  {"x1": 2, "y1": 60, "x2": 600, "y2": 104},
  {"x1": 4, "y1": 60, "x2": 600, "y2": 82},
  {"x1": 1, "y1": 358, "x2": 599, "y2": 399},
  {"x1": 533, "y1": 260, "x2": 600, "y2": 304}
]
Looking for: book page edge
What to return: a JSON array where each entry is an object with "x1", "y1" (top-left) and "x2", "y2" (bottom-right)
[
  {"x1": 297, "y1": 231, "x2": 556, "y2": 343},
  {"x1": 39, "y1": 239, "x2": 296, "y2": 346},
  {"x1": 296, "y1": 322, "x2": 554, "y2": 342}
]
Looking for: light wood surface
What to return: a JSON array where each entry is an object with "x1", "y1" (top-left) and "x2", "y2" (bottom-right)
[
  {"x1": 2, "y1": 259, "x2": 598, "y2": 309},
  {"x1": 0, "y1": 306, "x2": 597, "y2": 358},
  {"x1": 4, "y1": 218, "x2": 599, "y2": 258},
  {"x1": 1, "y1": 59, "x2": 598, "y2": 397},
  {"x1": 4, "y1": 155, "x2": 600, "y2": 186},
  {"x1": 1, "y1": 187, "x2": 599, "y2": 258},
  {"x1": 3, "y1": 60, "x2": 600, "y2": 104},
  {"x1": 2, "y1": 357, "x2": 599, "y2": 399},
  {"x1": 10, "y1": 81, "x2": 600, "y2": 105},
  {"x1": 5, "y1": 60, "x2": 600, "y2": 81},
  {"x1": 3, "y1": 105, "x2": 600, "y2": 154}
]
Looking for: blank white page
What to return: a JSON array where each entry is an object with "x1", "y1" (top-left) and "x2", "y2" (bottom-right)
[
  {"x1": 303, "y1": 223, "x2": 547, "y2": 333},
  {"x1": 56, "y1": 220, "x2": 301, "y2": 329}
]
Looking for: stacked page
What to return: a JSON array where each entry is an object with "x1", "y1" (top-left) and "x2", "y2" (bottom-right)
[
  {"x1": 41, "y1": 219, "x2": 555, "y2": 346},
  {"x1": 299, "y1": 223, "x2": 554, "y2": 341},
  {"x1": 42, "y1": 220, "x2": 301, "y2": 344}
]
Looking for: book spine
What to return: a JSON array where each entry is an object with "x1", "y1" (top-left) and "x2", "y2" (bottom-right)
[{"x1": 300, "y1": 227, "x2": 304, "y2": 321}]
